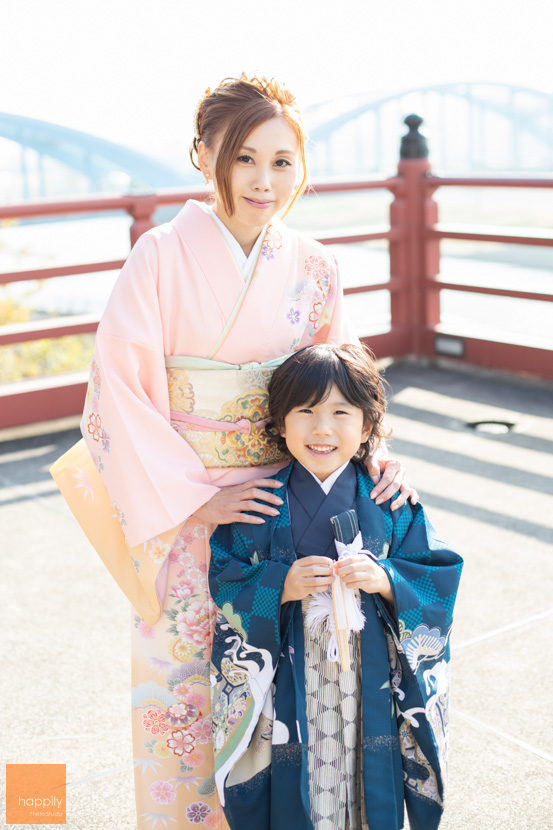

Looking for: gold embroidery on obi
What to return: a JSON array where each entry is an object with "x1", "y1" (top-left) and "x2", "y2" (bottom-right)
[{"x1": 167, "y1": 365, "x2": 286, "y2": 468}]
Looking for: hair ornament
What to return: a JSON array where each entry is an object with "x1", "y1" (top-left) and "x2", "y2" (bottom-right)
[{"x1": 193, "y1": 88, "x2": 212, "y2": 141}]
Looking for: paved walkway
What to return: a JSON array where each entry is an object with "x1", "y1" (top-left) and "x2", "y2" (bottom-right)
[{"x1": 1, "y1": 362, "x2": 552, "y2": 830}]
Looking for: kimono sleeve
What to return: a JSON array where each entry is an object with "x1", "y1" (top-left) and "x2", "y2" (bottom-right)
[
  {"x1": 81, "y1": 230, "x2": 219, "y2": 547},
  {"x1": 209, "y1": 521, "x2": 292, "y2": 659},
  {"x1": 312, "y1": 253, "x2": 359, "y2": 347},
  {"x1": 379, "y1": 500, "x2": 463, "y2": 645}
]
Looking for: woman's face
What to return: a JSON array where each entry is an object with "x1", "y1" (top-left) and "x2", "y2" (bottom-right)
[{"x1": 201, "y1": 116, "x2": 300, "y2": 238}]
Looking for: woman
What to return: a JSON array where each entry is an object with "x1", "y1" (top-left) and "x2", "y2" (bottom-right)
[{"x1": 52, "y1": 75, "x2": 415, "y2": 830}]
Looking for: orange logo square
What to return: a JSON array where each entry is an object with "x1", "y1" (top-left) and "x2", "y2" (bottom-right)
[{"x1": 6, "y1": 764, "x2": 66, "y2": 825}]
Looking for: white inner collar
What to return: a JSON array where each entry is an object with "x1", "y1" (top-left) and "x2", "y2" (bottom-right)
[
  {"x1": 202, "y1": 204, "x2": 266, "y2": 280},
  {"x1": 298, "y1": 459, "x2": 351, "y2": 495}
]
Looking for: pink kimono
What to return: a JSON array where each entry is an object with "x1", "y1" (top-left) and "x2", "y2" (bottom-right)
[{"x1": 51, "y1": 200, "x2": 354, "y2": 829}]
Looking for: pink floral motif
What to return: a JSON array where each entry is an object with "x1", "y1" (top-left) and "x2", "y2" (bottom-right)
[
  {"x1": 190, "y1": 717, "x2": 211, "y2": 744},
  {"x1": 175, "y1": 599, "x2": 216, "y2": 653},
  {"x1": 167, "y1": 728, "x2": 195, "y2": 756},
  {"x1": 304, "y1": 254, "x2": 330, "y2": 282},
  {"x1": 92, "y1": 361, "x2": 101, "y2": 391},
  {"x1": 149, "y1": 779, "x2": 177, "y2": 805},
  {"x1": 177, "y1": 551, "x2": 195, "y2": 569},
  {"x1": 205, "y1": 806, "x2": 225, "y2": 828},
  {"x1": 142, "y1": 708, "x2": 169, "y2": 735},
  {"x1": 137, "y1": 621, "x2": 156, "y2": 639},
  {"x1": 185, "y1": 690, "x2": 208, "y2": 709},
  {"x1": 166, "y1": 702, "x2": 199, "y2": 726},
  {"x1": 87, "y1": 413, "x2": 103, "y2": 442},
  {"x1": 173, "y1": 683, "x2": 207, "y2": 710},
  {"x1": 171, "y1": 578, "x2": 197, "y2": 600},
  {"x1": 90, "y1": 393, "x2": 100, "y2": 413},
  {"x1": 186, "y1": 802, "x2": 211, "y2": 823},
  {"x1": 287, "y1": 308, "x2": 300, "y2": 325},
  {"x1": 186, "y1": 747, "x2": 205, "y2": 767},
  {"x1": 101, "y1": 430, "x2": 111, "y2": 454}
]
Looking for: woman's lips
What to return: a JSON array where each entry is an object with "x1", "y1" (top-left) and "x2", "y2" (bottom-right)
[{"x1": 244, "y1": 197, "x2": 274, "y2": 209}]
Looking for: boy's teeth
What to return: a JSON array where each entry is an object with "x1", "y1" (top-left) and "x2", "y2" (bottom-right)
[{"x1": 309, "y1": 445, "x2": 334, "y2": 453}]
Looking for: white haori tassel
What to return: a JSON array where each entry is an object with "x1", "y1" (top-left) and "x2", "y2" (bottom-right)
[{"x1": 305, "y1": 532, "x2": 369, "y2": 669}]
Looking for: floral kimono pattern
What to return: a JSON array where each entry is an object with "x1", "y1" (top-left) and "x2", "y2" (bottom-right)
[{"x1": 51, "y1": 200, "x2": 355, "y2": 829}]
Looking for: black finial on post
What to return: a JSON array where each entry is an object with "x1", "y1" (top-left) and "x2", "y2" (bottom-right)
[{"x1": 400, "y1": 114, "x2": 429, "y2": 159}]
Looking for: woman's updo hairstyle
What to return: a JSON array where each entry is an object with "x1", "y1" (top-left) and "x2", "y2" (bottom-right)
[{"x1": 190, "y1": 73, "x2": 308, "y2": 217}]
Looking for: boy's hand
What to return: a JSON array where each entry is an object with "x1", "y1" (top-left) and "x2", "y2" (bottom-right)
[
  {"x1": 335, "y1": 555, "x2": 394, "y2": 605},
  {"x1": 281, "y1": 556, "x2": 334, "y2": 604}
]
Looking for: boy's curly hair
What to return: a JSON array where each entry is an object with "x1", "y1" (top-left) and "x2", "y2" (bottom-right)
[{"x1": 265, "y1": 343, "x2": 390, "y2": 461}]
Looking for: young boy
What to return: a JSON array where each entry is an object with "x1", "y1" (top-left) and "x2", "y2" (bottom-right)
[{"x1": 208, "y1": 344, "x2": 462, "y2": 830}]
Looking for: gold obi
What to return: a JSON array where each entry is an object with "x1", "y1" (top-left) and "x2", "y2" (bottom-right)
[{"x1": 166, "y1": 356, "x2": 288, "y2": 468}]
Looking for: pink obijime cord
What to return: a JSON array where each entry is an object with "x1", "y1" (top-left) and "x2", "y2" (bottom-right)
[{"x1": 169, "y1": 411, "x2": 271, "y2": 434}]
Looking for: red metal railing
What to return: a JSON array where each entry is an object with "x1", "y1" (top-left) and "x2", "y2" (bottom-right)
[
  {"x1": 1, "y1": 120, "x2": 552, "y2": 429},
  {"x1": 421, "y1": 175, "x2": 553, "y2": 377}
]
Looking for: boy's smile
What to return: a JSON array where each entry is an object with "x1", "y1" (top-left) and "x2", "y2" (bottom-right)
[{"x1": 280, "y1": 384, "x2": 371, "y2": 482}]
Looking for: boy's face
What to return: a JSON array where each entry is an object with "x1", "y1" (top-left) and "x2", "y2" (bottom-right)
[{"x1": 280, "y1": 384, "x2": 371, "y2": 482}]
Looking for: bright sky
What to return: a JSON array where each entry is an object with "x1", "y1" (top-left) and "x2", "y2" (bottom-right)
[{"x1": 2, "y1": 0, "x2": 553, "y2": 169}]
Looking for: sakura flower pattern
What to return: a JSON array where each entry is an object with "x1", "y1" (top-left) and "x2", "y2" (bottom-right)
[
  {"x1": 261, "y1": 226, "x2": 283, "y2": 261},
  {"x1": 87, "y1": 413, "x2": 103, "y2": 442},
  {"x1": 167, "y1": 729, "x2": 195, "y2": 757},
  {"x1": 142, "y1": 709, "x2": 170, "y2": 736},
  {"x1": 190, "y1": 718, "x2": 211, "y2": 744},
  {"x1": 149, "y1": 779, "x2": 177, "y2": 806},
  {"x1": 132, "y1": 520, "x2": 226, "y2": 827}
]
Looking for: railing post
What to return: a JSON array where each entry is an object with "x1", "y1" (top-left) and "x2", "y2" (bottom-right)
[
  {"x1": 128, "y1": 194, "x2": 158, "y2": 247},
  {"x1": 389, "y1": 115, "x2": 440, "y2": 358}
]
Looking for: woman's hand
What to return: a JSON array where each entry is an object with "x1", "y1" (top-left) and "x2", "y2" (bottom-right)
[
  {"x1": 335, "y1": 555, "x2": 394, "y2": 605},
  {"x1": 281, "y1": 556, "x2": 334, "y2": 604},
  {"x1": 193, "y1": 479, "x2": 284, "y2": 525},
  {"x1": 365, "y1": 456, "x2": 418, "y2": 511}
]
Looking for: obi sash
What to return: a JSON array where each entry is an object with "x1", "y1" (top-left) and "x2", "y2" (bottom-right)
[{"x1": 165, "y1": 354, "x2": 288, "y2": 468}]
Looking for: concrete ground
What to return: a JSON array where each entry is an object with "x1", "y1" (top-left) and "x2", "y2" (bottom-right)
[{"x1": 1, "y1": 361, "x2": 552, "y2": 830}]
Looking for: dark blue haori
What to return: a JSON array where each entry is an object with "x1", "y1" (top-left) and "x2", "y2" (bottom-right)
[{"x1": 209, "y1": 460, "x2": 463, "y2": 830}]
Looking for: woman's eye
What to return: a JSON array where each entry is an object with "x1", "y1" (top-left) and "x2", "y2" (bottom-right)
[
  {"x1": 237, "y1": 155, "x2": 253, "y2": 164},
  {"x1": 275, "y1": 158, "x2": 292, "y2": 167}
]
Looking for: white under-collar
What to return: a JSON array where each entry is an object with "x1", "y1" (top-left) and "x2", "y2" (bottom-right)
[
  {"x1": 299, "y1": 459, "x2": 352, "y2": 496},
  {"x1": 201, "y1": 204, "x2": 266, "y2": 280}
]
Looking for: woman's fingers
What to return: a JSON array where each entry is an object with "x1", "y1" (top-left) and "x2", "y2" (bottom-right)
[
  {"x1": 371, "y1": 459, "x2": 406, "y2": 506},
  {"x1": 391, "y1": 486, "x2": 419, "y2": 510},
  {"x1": 246, "y1": 480, "x2": 284, "y2": 501},
  {"x1": 240, "y1": 499, "x2": 280, "y2": 516}
]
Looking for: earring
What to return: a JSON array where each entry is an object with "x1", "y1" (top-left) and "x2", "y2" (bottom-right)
[{"x1": 204, "y1": 174, "x2": 210, "y2": 185}]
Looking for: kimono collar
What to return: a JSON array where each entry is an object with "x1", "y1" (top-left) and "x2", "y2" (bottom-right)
[
  {"x1": 204, "y1": 205, "x2": 267, "y2": 280},
  {"x1": 296, "y1": 459, "x2": 351, "y2": 495}
]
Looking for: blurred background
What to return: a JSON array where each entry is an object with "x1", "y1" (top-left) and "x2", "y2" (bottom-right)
[{"x1": 1, "y1": 0, "x2": 553, "y2": 385}]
